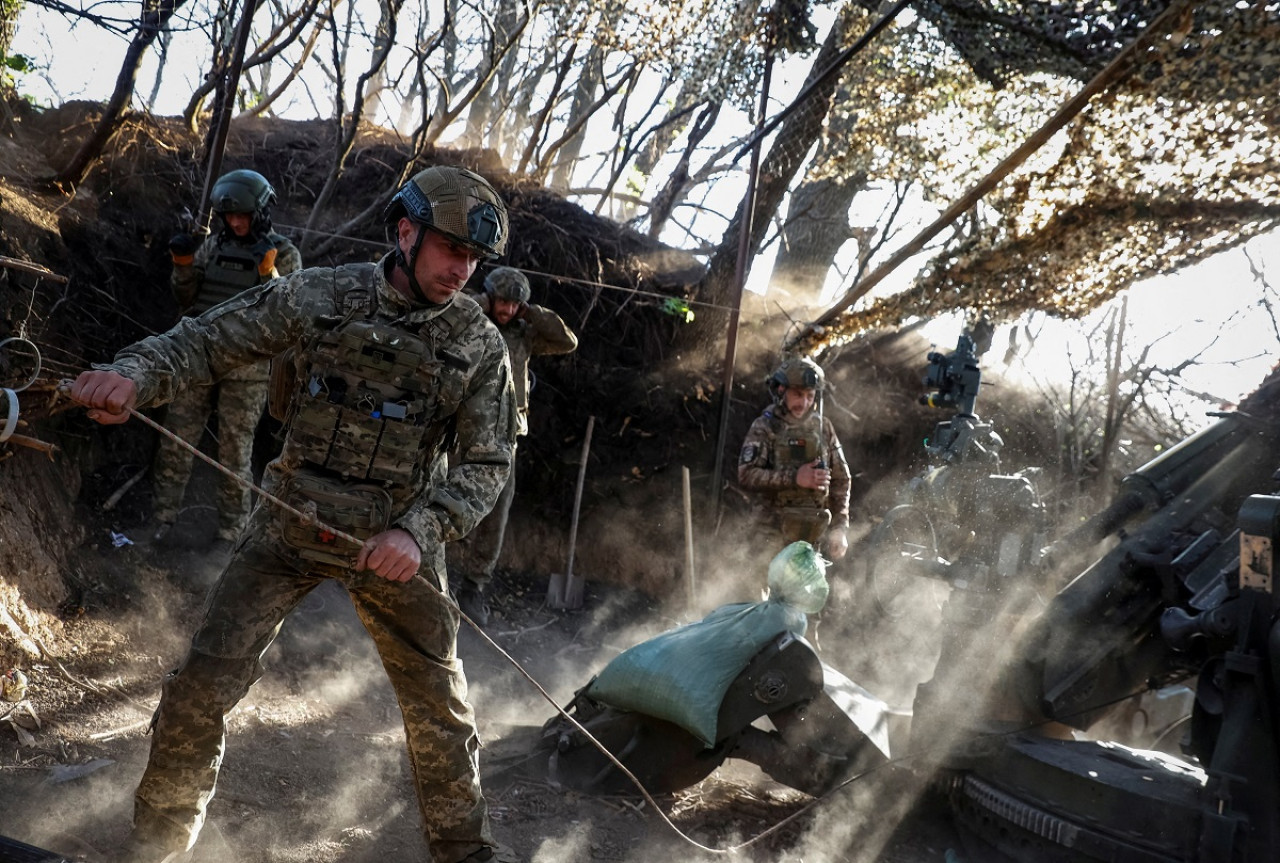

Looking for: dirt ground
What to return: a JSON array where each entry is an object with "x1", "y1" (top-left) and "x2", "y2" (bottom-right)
[{"x1": 0, "y1": 452, "x2": 971, "y2": 863}]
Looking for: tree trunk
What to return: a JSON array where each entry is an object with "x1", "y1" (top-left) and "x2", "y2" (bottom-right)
[
  {"x1": 1, "y1": 0, "x2": 25, "y2": 74},
  {"x1": 302, "y1": 0, "x2": 403, "y2": 248},
  {"x1": 461, "y1": 0, "x2": 523, "y2": 151},
  {"x1": 646, "y1": 100, "x2": 720, "y2": 238},
  {"x1": 54, "y1": 0, "x2": 189, "y2": 189},
  {"x1": 771, "y1": 169, "x2": 867, "y2": 305},
  {"x1": 674, "y1": 4, "x2": 859, "y2": 355},
  {"x1": 547, "y1": 46, "x2": 603, "y2": 192}
]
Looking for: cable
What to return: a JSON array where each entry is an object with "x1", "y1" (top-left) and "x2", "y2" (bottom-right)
[
  {"x1": 55, "y1": 380, "x2": 734, "y2": 851},
  {"x1": 57, "y1": 379, "x2": 1177, "y2": 855},
  {"x1": 272, "y1": 222, "x2": 737, "y2": 314}
]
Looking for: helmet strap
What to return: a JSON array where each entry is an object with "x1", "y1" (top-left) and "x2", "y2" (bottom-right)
[{"x1": 395, "y1": 223, "x2": 433, "y2": 305}]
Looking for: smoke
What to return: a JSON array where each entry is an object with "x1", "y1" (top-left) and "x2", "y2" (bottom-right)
[{"x1": 529, "y1": 822, "x2": 594, "y2": 862}]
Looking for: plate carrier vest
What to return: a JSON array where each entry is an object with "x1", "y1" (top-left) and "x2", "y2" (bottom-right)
[
  {"x1": 272, "y1": 265, "x2": 475, "y2": 563},
  {"x1": 191, "y1": 238, "x2": 270, "y2": 315},
  {"x1": 766, "y1": 411, "x2": 829, "y2": 511},
  {"x1": 285, "y1": 269, "x2": 472, "y2": 486}
]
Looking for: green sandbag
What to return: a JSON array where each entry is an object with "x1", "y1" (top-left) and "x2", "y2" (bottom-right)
[
  {"x1": 585, "y1": 542, "x2": 828, "y2": 746},
  {"x1": 768, "y1": 540, "x2": 830, "y2": 613}
]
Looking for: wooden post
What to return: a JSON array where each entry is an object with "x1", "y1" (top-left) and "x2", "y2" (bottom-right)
[
  {"x1": 549, "y1": 416, "x2": 594, "y2": 609},
  {"x1": 682, "y1": 465, "x2": 696, "y2": 612}
]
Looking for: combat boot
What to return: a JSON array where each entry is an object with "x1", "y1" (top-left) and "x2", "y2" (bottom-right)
[
  {"x1": 457, "y1": 843, "x2": 518, "y2": 862},
  {"x1": 108, "y1": 835, "x2": 191, "y2": 863},
  {"x1": 150, "y1": 521, "x2": 175, "y2": 545},
  {"x1": 456, "y1": 583, "x2": 491, "y2": 626}
]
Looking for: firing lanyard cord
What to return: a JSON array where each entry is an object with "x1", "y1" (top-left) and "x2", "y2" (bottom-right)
[
  {"x1": 56, "y1": 383, "x2": 743, "y2": 854},
  {"x1": 273, "y1": 221, "x2": 742, "y2": 315},
  {"x1": 57, "y1": 382, "x2": 1170, "y2": 855}
]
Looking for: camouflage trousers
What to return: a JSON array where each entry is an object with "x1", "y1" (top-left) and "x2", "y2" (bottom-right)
[
  {"x1": 463, "y1": 452, "x2": 516, "y2": 589},
  {"x1": 132, "y1": 517, "x2": 494, "y2": 863},
  {"x1": 749, "y1": 506, "x2": 833, "y2": 562},
  {"x1": 151, "y1": 362, "x2": 269, "y2": 540}
]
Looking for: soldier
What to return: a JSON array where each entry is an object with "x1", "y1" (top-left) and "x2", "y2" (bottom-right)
[
  {"x1": 71, "y1": 165, "x2": 518, "y2": 863},
  {"x1": 738, "y1": 357, "x2": 851, "y2": 562},
  {"x1": 456, "y1": 267, "x2": 578, "y2": 624},
  {"x1": 155, "y1": 169, "x2": 303, "y2": 546}
]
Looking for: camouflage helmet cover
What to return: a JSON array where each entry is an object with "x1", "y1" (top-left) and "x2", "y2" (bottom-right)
[
  {"x1": 769, "y1": 357, "x2": 825, "y2": 399},
  {"x1": 210, "y1": 169, "x2": 276, "y2": 216},
  {"x1": 484, "y1": 267, "x2": 530, "y2": 303},
  {"x1": 385, "y1": 165, "x2": 508, "y2": 258}
]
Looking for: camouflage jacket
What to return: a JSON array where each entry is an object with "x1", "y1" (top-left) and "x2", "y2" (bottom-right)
[
  {"x1": 172, "y1": 230, "x2": 303, "y2": 316},
  {"x1": 100, "y1": 254, "x2": 516, "y2": 555},
  {"x1": 737, "y1": 405, "x2": 851, "y2": 529},
  {"x1": 491, "y1": 302, "x2": 578, "y2": 435}
]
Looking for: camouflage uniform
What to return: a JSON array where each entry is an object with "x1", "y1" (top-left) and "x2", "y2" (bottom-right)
[
  {"x1": 153, "y1": 231, "x2": 302, "y2": 540},
  {"x1": 466, "y1": 301, "x2": 578, "y2": 586},
  {"x1": 98, "y1": 254, "x2": 516, "y2": 863},
  {"x1": 738, "y1": 404, "x2": 851, "y2": 556}
]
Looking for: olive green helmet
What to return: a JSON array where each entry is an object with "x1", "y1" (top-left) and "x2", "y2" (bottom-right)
[
  {"x1": 210, "y1": 169, "x2": 277, "y2": 235},
  {"x1": 484, "y1": 267, "x2": 530, "y2": 303},
  {"x1": 384, "y1": 165, "x2": 508, "y2": 259},
  {"x1": 769, "y1": 357, "x2": 825, "y2": 401}
]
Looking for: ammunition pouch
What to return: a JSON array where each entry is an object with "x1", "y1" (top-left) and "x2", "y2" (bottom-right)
[
  {"x1": 267, "y1": 347, "x2": 298, "y2": 423},
  {"x1": 288, "y1": 318, "x2": 460, "y2": 483},
  {"x1": 278, "y1": 470, "x2": 393, "y2": 566},
  {"x1": 778, "y1": 506, "x2": 832, "y2": 545}
]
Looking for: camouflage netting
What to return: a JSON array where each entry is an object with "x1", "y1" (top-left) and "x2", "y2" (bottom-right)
[{"x1": 818, "y1": 0, "x2": 1280, "y2": 345}]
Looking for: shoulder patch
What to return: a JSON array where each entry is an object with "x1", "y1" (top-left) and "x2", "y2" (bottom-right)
[{"x1": 740, "y1": 444, "x2": 758, "y2": 464}]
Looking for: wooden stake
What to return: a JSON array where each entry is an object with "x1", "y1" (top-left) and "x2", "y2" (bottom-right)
[
  {"x1": 682, "y1": 465, "x2": 696, "y2": 612},
  {"x1": 549, "y1": 415, "x2": 594, "y2": 609}
]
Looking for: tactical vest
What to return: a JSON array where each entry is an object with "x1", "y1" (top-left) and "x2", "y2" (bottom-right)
[
  {"x1": 192, "y1": 239, "x2": 264, "y2": 315},
  {"x1": 767, "y1": 413, "x2": 828, "y2": 510},
  {"x1": 286, "y1": 292, "x2": 473, "y2": 488}
]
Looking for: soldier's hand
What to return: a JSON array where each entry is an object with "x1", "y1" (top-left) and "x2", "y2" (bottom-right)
[
  {"x1": 169, "y1": 232, "x2": 199, "y2": 265},
  {"x1": 796, "y1": 459, "x2": 830, "y2": 492},
  {"x1": 826, "y1": 528, "x2": 849, "y2": 561},
  {"x1": 69, "y1": 370, "x2": 137, "y2": 425},
  {"x1": 256, "y1": 246, "x2": 278, "y2": 277},
  {"x1": 356, "y1": 528, "x2": 422, "y2": 582}
]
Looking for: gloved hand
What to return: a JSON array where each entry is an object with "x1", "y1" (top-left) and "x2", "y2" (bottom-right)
[
  {"x1": 169, "y1": 233, "x2": 199, "y2": 265},
  {"x1": 256, "y1": 246, "x2": 278, "y2": 277}
]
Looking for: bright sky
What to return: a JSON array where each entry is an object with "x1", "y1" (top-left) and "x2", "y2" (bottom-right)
[{"x1": 14, "y1": 3, "x2": 1280, "y2": 419}]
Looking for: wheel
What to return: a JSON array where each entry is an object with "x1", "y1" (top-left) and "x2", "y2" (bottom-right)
[{"x1": 861, "y1": 504, "x2": 943, "y2": 619}]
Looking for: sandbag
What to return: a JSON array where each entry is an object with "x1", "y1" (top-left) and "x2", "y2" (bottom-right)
[
  {"x1": 768, "y1": 540, "x2": 829, "y2": 613},
  {"x1": 585, "y1": 542, "x2": 828, "y2": 746}
]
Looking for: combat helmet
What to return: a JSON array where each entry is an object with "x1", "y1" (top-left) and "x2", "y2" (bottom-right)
[
  {"x1": 769, "y1": 356, "x2": 825, "y2": 402},
  {"x1": 210, "y1": 169, "x2": 276, "y2": 237},
  {"x1": 484, "y1": 267, "x2": 530, "y2": 304},
  {"x1": 385, "y1": 166, "x2": 507, "y2": 257},
  {"x1": 384, "y1": 165, "x2": 509, "y2": 304}
]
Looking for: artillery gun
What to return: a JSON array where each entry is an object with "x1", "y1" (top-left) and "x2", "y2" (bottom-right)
[
  {"x1": 923, "y1": 407, "x2": 1280, "y2": 862},
  {"x1": 869, "y1": 335, "x2": 1280, "y2": 861},
  {"x1": 533, "y1": 330, "x2": 1280, "y2": 862}
]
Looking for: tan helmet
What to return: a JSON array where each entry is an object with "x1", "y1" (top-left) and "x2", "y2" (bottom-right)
[
  {"x1": 384, "y1": 165, "x2": 508, "y2": 258},
  {"x1": 484, "y1": 267, "x2": 531, "y2": 303},
  {"x1": 769, "y1": 357, "x2": 825, "y2": 401}
]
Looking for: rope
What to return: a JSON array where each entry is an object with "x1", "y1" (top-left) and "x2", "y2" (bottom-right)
[
  {"x1": 57, "y1": 380, "x2": 735, "y2": 851},
  {"x1": 57, "y1": 380, "x2": 1178, "y2": 855},
  {"x1": 272, "y1": 222, "x2": 739, "y2": 314},
  {"x1": 122, "y1": 404, "x2": 365, "y2": 548}
]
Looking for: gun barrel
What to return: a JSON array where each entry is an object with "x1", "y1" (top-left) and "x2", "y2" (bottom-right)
[{"x1": 1062, "y1": 416, "x2": 1254, "y2": 546}]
